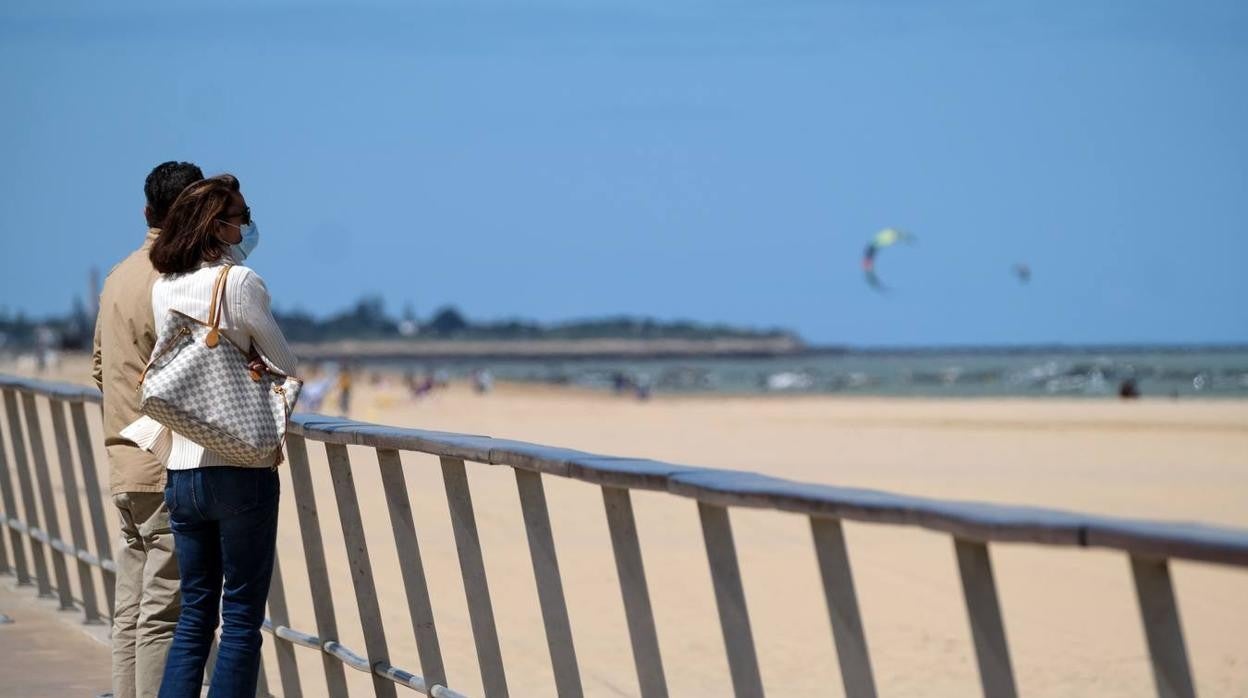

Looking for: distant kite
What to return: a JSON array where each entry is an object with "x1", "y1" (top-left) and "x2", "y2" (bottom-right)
[
  {"x1": 862, "y1": 228, "x2": 915, "y2": 290},
  {"x1": 1012, "y1": 263, "x2": 1032, "y2": 284}
]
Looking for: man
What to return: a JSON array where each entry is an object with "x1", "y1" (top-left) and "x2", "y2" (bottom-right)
[{"x1": 93, "y1": 160, "x2": 203, "y2": 698}]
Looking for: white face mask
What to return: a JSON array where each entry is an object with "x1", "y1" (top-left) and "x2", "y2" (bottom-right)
[{"x1": 222, "y1": 220, "x2": 260, "y2": 261}]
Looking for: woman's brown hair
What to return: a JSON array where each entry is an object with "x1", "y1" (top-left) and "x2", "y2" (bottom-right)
[{"x1": 149, "y1": 174, "x2": 241, "y2": 274}]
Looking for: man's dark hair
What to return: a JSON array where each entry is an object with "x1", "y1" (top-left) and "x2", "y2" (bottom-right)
[
  {"x1": 144, "y1": 161, "x2": 204, "y2": 228},
  {"x1": 150, "y1": 174, "x2": 240, "y2": 274}
]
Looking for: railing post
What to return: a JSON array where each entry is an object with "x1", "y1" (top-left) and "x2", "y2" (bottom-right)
[
  {"x1": 514, "y1": 468, "x2": 583, "y2": 698},
  {"x1": 440, "y1": 456, "x2": 509, "y2": 698},
  {"x1": 266, "y1": 555, "x2": 303, "y2": 698},
  {"x1": 285, "y1": 434, "x2": 350, "y2": 696},
  {"x1": 325, "y1": 443, "x2": 398, "y2": 698},
  {"x1": 810, "y1": 517, "x2": 877, "y2": 698},
  {"x1": 954, "y1": 538, "x2": 1018, "y2": 698},
  {"x1": 20, "y1": 393, "x2": 76, "y2": 609},
  {"x1": 1131, "y1": 556, "x2": 1196, "y2": 698},
  {"x1": 0, "y1": 435, "x2": 7, "y2": 578},
  {"x1": 69, "y1": 401, "x2": 115, "y2": 614},
  {"x1": 3, "y1": 389, "x2": 53, "y2": 596},
  {"x1": 0, "y1": 394, "x2": 28, "y2": 582},
  {"x1": 601, "y1": 486, "x2": 668, "y2": 698},
  {"x1": 256, "y1": 654, "x2": 272, "y2": 698},
  {"x1": 377, "y1": 447, "x2": 447, "y2": 690},
  {"x1": 49, "y1": 399, "x2": 103, "y2": 623},
  {"x1": 697, "y1": 502, "x2": 764, "y2": 698}
]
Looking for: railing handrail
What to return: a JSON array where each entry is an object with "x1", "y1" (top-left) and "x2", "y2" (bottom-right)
[
  {"x1": 0, "y1": 373, "x2": 104, "y2": 403},
  {"x1": 5, "y1": 372, "x2": 1243, "y2": 568},
  {"x1": 288, "y1": 415, "x2": 1248, "y2": 568}
]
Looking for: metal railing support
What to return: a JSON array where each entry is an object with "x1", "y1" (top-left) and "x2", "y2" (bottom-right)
[
  {"x1": 810, "y1": 516, "x2": 877, "y2": 698},
  {"x1": 698, "y1": 501, "x2": 764, "y2": 698},
  {"x1": 256, "y1": 655, "x2": 272, "y2": 698},
  {"x1": 602, "y1": 485, "x2": 668, "y2": 698},
  {"x1": 326, "y1": 443, "x2": 398, "y2": 698},
  {"x1": 49, "y1": 398, "x2": 103, "y2": 623},
  {"x1": 515, "y1": 468, "x2": 583, "y2": 698},
  {"x1": 266, "y1": 555, "x2": 303, "y2": 698},
  {"x1": 954, "y1": 538, "x2": 1018, "y2": 698},
  {"x1": 21, "y1": 393, "x2": 76, "y2": 609},
  {"x1": 440, "y1": 456, "x2": 509, "y2": 698},
  {"x1": 69, "y1": 401, "x2": 115, "y2": 613},
  {"x1": 0, "y1": 421, "x2": 8, "y2": 576},
  {"x1": 377, "y1": 447, "x2": 447, "y2": 690},
  {"x1": 3, "y1": 389, "x2": 53, "y2": 596},
  {"x1": 0, "y1": 394, "x2": 28, "y2": 582},
  {"x1": 286, "y1": 434, "x2": 350, "y2": 696},
  {"x1": 1131, "y1": 556, "x2": 1196, "y2": 698}
]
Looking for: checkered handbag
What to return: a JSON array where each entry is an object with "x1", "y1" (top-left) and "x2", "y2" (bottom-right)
[{"x1": 138, "y1": 265, "x2": 302, "y2": 466}]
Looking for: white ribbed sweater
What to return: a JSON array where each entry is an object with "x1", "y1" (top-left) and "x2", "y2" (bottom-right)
[{"x1": 127, "y1": 259, "x2": 298, "y2": 470}]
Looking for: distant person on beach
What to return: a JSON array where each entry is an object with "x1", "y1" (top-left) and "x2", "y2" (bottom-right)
[
  {"x1": 92, "y1": 160, "x2": 202, "y2": 698},
  {"x1": 1118, "y1": 378, "x2": 1140, "y2": 399},
  {"x1": 634, "y1": 372, "x2": 653, "y2": 401},
  {"x1": 612, "y1": 371, "x2": 633, "y2": 395},
  {"x1": 297, "y1": 364, "x2": 333, "y2": 413},
  {"x1": 409, "y1": 369, "x2": 435, "y2": 398},
  {"x1": 127, "y1": 173, "x2": 297, "y2": 698},
  {"x1": 336, "y1": 363, "x2": 353, "y2": 415},
  {"x1": 473, "y1": 368, "x2": 494, "y2": 394}
]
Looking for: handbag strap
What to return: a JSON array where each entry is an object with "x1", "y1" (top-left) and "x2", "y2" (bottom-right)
[
  {"x1": 138, "y1": 263, "x2": 233, "y2": 388},
  {"x1": 204, "y1": 264, "x2": 231, "y2": 348}
]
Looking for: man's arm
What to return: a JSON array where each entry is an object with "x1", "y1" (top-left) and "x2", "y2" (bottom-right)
[{"x1": 91, "y1": 304, "x2": 104, "y2": 391}]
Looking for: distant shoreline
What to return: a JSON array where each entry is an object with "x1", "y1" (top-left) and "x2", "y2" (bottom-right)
[{"x1": 291, "y1": 337, "x2": 1248, "y2": 362}]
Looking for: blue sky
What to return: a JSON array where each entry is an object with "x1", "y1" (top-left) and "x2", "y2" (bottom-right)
[{"x1": 1, "y1": 1, "x2": 1245, "y2": 345}]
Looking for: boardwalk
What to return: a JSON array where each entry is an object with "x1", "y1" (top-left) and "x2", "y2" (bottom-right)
[{"x1": 0, "y1": 580, "x2": 111, "y2": 695}]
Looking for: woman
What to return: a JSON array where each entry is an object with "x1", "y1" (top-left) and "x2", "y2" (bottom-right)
[{"x1": 141, "y1": 174, "x2": 296, "y2": 697}]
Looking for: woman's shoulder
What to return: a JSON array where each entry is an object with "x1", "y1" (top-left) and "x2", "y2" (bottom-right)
[
  {"x1": 224, "y1": 263, "x2": 267, "y2": 290},
  {"x1": 225, "y1": 263, "x2": 260, "y2": 282},
  {"x1": 222, "y1": 264, "x2": 274, "y2": 305}
]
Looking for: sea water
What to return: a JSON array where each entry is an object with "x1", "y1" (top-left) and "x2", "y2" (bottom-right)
[{"x1": 368, "y1": 347, "x2": 1248, "y2": 398}]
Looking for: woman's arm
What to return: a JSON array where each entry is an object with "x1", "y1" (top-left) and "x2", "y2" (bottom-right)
[{"x1": 237, "y1": 269, "x2": 299, "y2": 376}]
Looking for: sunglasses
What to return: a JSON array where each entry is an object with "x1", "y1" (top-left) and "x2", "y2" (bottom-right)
[{"x1": 220, "y1": 205, "x2": 252, "y2": 225}]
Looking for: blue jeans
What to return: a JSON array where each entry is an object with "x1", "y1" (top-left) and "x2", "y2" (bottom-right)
[{"x1": 159, "y1": 467, "x2": 279, "y2": 698}]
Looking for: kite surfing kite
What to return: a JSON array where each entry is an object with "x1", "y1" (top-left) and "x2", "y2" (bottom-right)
[{"x1": 862, "y1": 228, "x2": 915, "y2": 290}]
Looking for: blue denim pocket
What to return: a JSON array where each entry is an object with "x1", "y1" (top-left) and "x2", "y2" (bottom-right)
[{"x1": 208, "y1": 468, "x2": 278, "y2": 517}]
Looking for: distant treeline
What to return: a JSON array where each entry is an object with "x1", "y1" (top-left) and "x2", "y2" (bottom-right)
[
  {"x1": 0, "y1": 302, "x2": 94, "y2": 351},
  {"x1": 0, "y1": 296, "x2": 793, "y2": 351},
  {"x1": 272, "y1": 296, "x2": 794, "y2": 343}
]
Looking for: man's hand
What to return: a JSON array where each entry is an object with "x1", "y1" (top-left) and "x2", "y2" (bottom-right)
[{"x1": 247, "y1": 347, "x2": 268, "y2": 381}]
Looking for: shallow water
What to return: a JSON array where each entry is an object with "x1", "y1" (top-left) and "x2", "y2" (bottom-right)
[{"x1": 366, "y1": 347, "x2": 1248, "y2": 398}]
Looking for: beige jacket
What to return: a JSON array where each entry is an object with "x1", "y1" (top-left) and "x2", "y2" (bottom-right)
[{"x1": 92, "y1": 229, "x2": 165, "y2": 494}]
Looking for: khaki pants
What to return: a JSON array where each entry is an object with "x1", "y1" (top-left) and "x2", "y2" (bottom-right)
[{"x1": 112, "y1": 492, "x2": 181, "y2": 698}]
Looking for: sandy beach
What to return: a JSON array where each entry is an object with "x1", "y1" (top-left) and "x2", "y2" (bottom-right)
[{"x1": 7, "y1": 357, "x2": 1247, "y2": 697}]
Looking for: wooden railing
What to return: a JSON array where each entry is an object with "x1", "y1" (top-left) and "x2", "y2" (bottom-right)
[{"x1": 1, "y1": 373, "x2": 1244, "y2": 697}]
